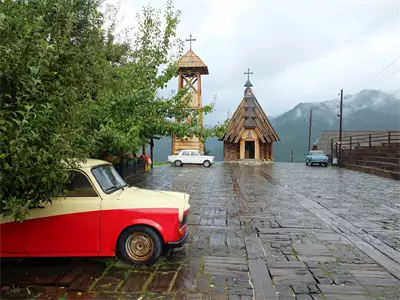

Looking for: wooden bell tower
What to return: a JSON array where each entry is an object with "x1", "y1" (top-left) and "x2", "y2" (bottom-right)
[{"x1": 172, "y1": 35, "x2": 209, "y2": 154}]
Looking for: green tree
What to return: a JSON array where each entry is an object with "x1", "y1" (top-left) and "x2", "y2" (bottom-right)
[
  {"x1": 0, "y1": 0, "x2": 112, "y2": 220},
  {"x1": 0, "y1": 0, "x2": 227, "y2": 221},
  {"x1": 91, "y1": 2, "x2": 225, "y2": 159}
]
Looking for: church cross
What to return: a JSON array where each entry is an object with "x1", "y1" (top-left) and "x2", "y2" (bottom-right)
[
  {"x1": 244, "y1": 68, "x2": 253, "y2": 80},
  {"x1": 185, "y1": 34, "x2": 196, "y2": 50}
]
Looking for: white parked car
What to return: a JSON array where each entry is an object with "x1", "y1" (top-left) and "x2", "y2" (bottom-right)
[{"x1": 168, "y1": 150, "x2": 215, "y2": 168}]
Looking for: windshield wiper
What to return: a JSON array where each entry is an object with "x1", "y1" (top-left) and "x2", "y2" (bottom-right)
[
  {"x1": 104, "y1": 185, "x2": 119, "y2": 192},
  {"x1": 104, "y1": 181, "x2": 129, "y2": 193}
]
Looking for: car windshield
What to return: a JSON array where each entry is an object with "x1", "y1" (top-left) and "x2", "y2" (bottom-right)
[
  {"x1": 310, "y1": 151, "x2": 324, "y2": 156},
  {"x1": 92, "y1": 164, "x2": 128, "y2": 194}
]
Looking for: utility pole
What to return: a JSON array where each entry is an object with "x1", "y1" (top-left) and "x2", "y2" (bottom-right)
[
  {"x1": 290, "y1": 149, "x2": 294, "y2": 163},
  {"x1": 338, "y1": 89, "x2": 343, "y2": 166},
  {"x1": 308, "y1": 109, "x2": 312, "y2": 153}
]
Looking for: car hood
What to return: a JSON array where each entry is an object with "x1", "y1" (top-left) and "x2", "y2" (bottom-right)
[
  {"x1": 117, "y1": 187, "x2": 190, "y2": 222},
  {"x1": 309, "y1": 155, "x2": 328, "y2": 159}
]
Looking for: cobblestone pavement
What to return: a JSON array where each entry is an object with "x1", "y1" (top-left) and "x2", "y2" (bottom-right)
[{"x1": 1, "y1": 163, "x2": 399, "y2": 300}]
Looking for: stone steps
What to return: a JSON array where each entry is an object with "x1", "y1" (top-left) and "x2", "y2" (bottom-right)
[
  {"x1": 345, "y1": 151, "x2": 400, "y2": 158},
  {"x1": 345, "y1": 164, "x2": 400, "y2": 180},
  {"x1": 341, "y1": 144, "x2": 400, "y2": 180},
  {"x1": 345, "y1": 156, "x2": 400, "y2": 164},
  {"x1": 346, "y1": 144, "x2": 400, "y2": 151},
  {"x1": 342, "y1": 159, "x2": 400, "y2": 172}
]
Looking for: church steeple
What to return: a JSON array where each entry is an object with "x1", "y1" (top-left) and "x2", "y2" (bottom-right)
[
  {"x1": 244, "y1": 68, "x2": 253, "y2": 90},
  {"x1": 244, "y1": 79, "x2": 253, "y2": 88},
  {"x1": 220, "y1": 73, "x2": 279, "y2": 163}
]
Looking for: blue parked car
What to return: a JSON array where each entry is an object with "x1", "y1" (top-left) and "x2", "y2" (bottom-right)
[{"x1": 305, "y1": 150, "x2": 328, "y2": 167}]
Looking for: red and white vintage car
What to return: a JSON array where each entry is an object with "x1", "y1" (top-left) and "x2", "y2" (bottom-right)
[{"x1": 0, "y1": 159, "x2": 190, "y2": 265}]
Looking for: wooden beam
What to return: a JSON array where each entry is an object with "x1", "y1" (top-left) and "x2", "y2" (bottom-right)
[
  {"x1": 182, "y1": 74, "x2": 199, "y2": 94},
  {"x1": 171, "y1": 136, "x2": 175, "y2": 155}
]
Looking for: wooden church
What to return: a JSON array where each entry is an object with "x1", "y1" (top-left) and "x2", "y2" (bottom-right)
[
  {"x1": 221, "y1": 73, "x2": 279, "y2": 162},
  {"x1": 172, "y1": 35, "x2": 208, "y2": 154}
]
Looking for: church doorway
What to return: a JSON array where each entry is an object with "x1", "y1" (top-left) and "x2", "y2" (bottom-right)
[{"x1": 245, "y1": 141, "x2": 255, "y2": 159}]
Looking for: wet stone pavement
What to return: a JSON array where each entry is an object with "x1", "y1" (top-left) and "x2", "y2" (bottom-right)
[{"x1": 1, "y1": 163, "x2": 400, "y2": 300}]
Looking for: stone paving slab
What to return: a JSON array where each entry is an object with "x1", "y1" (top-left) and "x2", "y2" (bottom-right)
[{"x1": 1, "y1": 163, "x2": 400, "y2": 299}]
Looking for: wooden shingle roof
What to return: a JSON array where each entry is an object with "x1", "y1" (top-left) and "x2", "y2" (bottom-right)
[
  {"x1": 221, "y1": 87, "x2": 279, "y2": 143},
  {"x1": 177, "y1": 50, "x2": 209, "y2": 74}
]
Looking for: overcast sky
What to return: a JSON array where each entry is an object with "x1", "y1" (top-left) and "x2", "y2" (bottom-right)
[{"x1": 106, "y1": 0, "x2": 400, "y2": 124}]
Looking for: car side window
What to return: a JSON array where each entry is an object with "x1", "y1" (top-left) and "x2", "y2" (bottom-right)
[
  {"x1": 65, "y1": 171, "x2": 98, "y2": 198},
  {"x1": 182, "y1": 151, "x2": 190, "y2": 156},
  {"x1": 191, "y1": 151, "x2": 200, "y2": 156}
]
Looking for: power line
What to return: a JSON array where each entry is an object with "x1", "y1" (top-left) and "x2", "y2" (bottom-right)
[
  {"x1": 381, "y1": 69, "x2": 400, "y2": 84},
  {"x1": 371, "y1": 55, "x2": 400, "y2": 80},
  {"x1": 381, "y1": 89, "x2": 400, "y2": 101}
]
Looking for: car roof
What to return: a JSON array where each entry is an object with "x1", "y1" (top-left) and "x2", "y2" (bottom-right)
[
  {"x1": 180, "y1": 149, "x2": 200, "y2": 152},
  {"x1": 79, "y1": 159, "x2": 112, "y2": 169}
]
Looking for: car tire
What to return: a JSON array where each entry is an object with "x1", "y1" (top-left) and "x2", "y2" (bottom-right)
[
  {"x1": 324, "y1": 163, "x2": 328, "y2": 167},
  {"x1": 174, "y1": 160, "x2": 182, "y2": 167},
  {"x1": 305, "y1": 161, "x2": 309, "y2": 166},
  {"x1": 203, "y1": 160, "x2": 211, "y2": 168},
  {"x1": 118, "y1": 225, "x2": 162, "y2": 266}
]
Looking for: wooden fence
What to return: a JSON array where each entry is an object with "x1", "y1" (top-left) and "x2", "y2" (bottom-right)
[{"x1": 331, "y1": 131, "x2": 400, "y2": 163}]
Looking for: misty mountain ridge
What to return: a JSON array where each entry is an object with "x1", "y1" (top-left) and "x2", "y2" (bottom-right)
[
  {"x1": 150, "y1": 89, "x2": 400, "y2": 162},
  {"x1": 271, "y1": 89, "x2": 400, "y2": 162},
  {"x1": 276, "y1": 89, "x2": 398, "y2": 125}
]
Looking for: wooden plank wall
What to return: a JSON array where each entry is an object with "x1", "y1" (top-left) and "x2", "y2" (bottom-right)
[
  {"x1": 224, "y1": 142, "x2": 240, "y2": 160},
  {"x1": 173, "y1": 137, "x2": 202, "y2": 154},
  {"x1": 224, "y1": 142, "x2": 274, "y2": 161},
  {"x1": 259, "y1": 142, "x2": 272, "y2": 160},
  {"x1": 260, "y1": 143, "x2": 265, "y2": 160}
]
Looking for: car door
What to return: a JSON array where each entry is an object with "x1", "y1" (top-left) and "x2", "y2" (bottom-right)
[
  {"x1": 190, "y1": 151, "x2": 203, "y2": 164},
  {"x1": 180, "y1": 151, "x2": 191, "y2": 164},
  {"x1": 25, "y1": 170, "x2": 102, "y2": 255},
  {"x1": 0, "y1": 214, "x2": 25, "y2": 255}
]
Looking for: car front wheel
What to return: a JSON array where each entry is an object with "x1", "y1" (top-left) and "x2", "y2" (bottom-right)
[
  {"x1": 203, "y1": 160, "x2": 211, "y2": 168},
  {"x1": 118, "y1": 226, "x2": 162, "y2": 266},
  {"x1": 174, "y1": 160, "x2": 182, "y2": 167}
]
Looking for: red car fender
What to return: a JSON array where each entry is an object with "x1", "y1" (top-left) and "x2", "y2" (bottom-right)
[
  {"x1": 101, "y1": 208, "x2": 180, "y2": 255},
  {"x1": 128, "y1": 218, "x2": 166, "y2": 242}
]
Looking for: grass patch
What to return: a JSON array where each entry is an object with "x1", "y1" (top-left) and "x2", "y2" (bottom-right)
[{"x1": 152, "y1": 161, "x2": 169, "y2": 166}]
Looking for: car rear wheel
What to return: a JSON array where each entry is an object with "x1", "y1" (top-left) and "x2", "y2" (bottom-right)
[
  {"x1": 174, "y1": 160, "x2": 182, "y2": 167},
  {"x1": 118, "y1": 226, "x2": 162, "y2": 266},
  {"x1": 203, "y1": 160, "x2": 211, "y2": 168}
]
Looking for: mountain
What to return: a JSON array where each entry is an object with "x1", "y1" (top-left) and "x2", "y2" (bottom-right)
[
  {"x1": 271, "y1": 89, "x2": 400, "y2": 162},
  {"x1": 150, "y1": 89, "x2": 400, "y2": 162}
]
